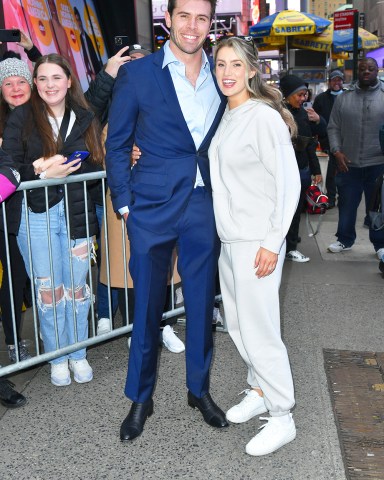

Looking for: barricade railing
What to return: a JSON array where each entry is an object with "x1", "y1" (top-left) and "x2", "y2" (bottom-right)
[{"x1": 0, "y1": 171, "x2": 225, "y2": 377}]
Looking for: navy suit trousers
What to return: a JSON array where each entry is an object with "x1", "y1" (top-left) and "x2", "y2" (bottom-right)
[{"x1": 125, "y1": 187, "x2": 220, "y2": 402}]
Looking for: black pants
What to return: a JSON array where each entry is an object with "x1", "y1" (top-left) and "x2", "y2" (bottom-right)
[
  {"x1": 326, "y1": 153, "x2": 337, "y2": 205},
  {"x1": 0, "y1": 231, "x2": 28, "y2": 345},
  {"x1": 286, "y1": 167, "x2": 312, "y2": 252}
]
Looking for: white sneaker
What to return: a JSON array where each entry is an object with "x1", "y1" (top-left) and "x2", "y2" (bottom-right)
[
  {"x1": 162, "y1": 325, "x2": 185, "y2": 353},
  {"x1": 328, "y1": 241, "x2": 352, "y2": 253},
  {"x1": 51, "y1": 361, "x2": 71, "y2": 387},
  {"x1": 69, "y1": 359, "x2": 93, "y2": 383},
  {"x1": 376, "y1": 248, "x2": 384, "y2": 261},
  {"x1": 245, "y1": 414, "x2": 296, "y2": 456},
  {"x1": 226, "y1": 389, "x2": 267, "y2": 423},
  {"x1": 212, "y1": 307, "x2": 224, "y2": 326},
  {"x1": 97, "y1": 317, "x2": 112, "y2": 335},
  {"x1": 285, "y1": 250, "x2": 310, "y2": 262},
  {"x1": 175, "y1": 287, "x2": 184, "y2": 305}
]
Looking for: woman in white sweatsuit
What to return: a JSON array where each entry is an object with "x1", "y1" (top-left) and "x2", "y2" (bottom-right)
[{"x1": 209, "y1": 37, "x2": 301, "y2": 456}]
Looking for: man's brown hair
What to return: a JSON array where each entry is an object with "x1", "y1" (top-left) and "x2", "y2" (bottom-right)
[{"x1": 167, "y1": 0, "x2": 217, "y2": 19}]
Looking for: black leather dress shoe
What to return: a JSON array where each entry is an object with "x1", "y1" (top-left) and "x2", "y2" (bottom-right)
[
  {"x1": 187, "y1": 391, "x2": 228, "y2": 428},
  {"x1": 120, "y1": 399, "x2": 154, "y2": 442},
  {"x1": 0, "y1": 379, "x2": 27, "y2": 408}
]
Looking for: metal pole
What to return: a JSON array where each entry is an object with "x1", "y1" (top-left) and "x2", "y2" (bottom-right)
[
  {"x1": 352, "y1": 10, "x2": 359, "y2": 82},
  {"x1": 285, "y1": 36, "x2": 289, "y2": 71}
]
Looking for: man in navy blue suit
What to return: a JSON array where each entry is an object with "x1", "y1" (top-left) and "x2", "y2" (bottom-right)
[{"x1": 106, "y1": 0, "x2": 228, "y2": 441}]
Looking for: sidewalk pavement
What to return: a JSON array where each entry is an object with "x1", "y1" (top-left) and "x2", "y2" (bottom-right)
[{"x1": 0, "y1": 177, "x2": 382, "y2": 479}]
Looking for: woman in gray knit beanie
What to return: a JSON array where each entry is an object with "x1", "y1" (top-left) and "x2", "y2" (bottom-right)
[
  {"x1": 0, "y1": 57, "x2": 33, "y2": 138},
  {"x1": 0, "y1": 56, "x2": 33, "y2": 373}
]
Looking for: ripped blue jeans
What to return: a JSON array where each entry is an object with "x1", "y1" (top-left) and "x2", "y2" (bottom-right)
[{"x1": 17, "y1": 200, "x2": 93, "y2": 365}]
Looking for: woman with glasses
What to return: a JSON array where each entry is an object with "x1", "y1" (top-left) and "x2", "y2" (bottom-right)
[{"x1": 209, "y1": 37, "x2": 300, "y2": 456}]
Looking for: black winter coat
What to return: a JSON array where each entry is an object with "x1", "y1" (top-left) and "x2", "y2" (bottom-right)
[
  {"x1": 2, "y1": 103, "x2": 102, "y2": 237},
  {"x1": 287, "y1": 104, "x2": 325, "y2": 176},
  {"x1": 312, "y1": 89, "x2": 344, "y2": 152}
]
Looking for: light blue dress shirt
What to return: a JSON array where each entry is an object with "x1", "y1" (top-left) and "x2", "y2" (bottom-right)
[{"x1": 163, "y1": 41, "x2": 221, "y2": 186}]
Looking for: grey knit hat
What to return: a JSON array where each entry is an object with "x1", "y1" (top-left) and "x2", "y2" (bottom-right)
[
  {"x1": 0, "y1": 58, "x2": 33, "y2": 88},
  {"x1": 329, "y1": 69, "x2": 344, "y2": 81}
]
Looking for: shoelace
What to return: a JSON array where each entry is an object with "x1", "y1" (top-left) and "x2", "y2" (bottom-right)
[
  {"x1": 257, "y1": 417, "x2": 271, "y2": 431},
  {"x1": 238, "y1": 389, "x2": 251, "y2": 396},
  {"x1": 0, "y1": 379, "x2": 17, "y2": 398}
]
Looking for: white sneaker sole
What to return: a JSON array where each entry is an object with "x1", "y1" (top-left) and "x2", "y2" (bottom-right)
[
  {"x1": 72, "y1": 374, "x2": 93, "y2": 384},
  {"x1": 162, "y1": 341, "x2": 185, "y2": 354},
  {"x1": 245, "y1": 428, "x2": 296, "y2": 456},
  {"x1": 286, "y1": 256, "x2": 310, "y2": 263},
  {"x1": 51, "y1": 376, "x2": 71, "y2": 387},
  {"x1": 328, "y1": 246, "x2": 352, "y2": 253},
  {"x1": 226, "y1": 404, "x2": 268, "y2": 423},
  {"x1": 69, "y1": 364, "x2": 93, "y2": 383}
]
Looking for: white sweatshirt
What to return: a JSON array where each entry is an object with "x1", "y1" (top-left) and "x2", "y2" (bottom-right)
[{"x1": 209, "y1": 98, "x2": 301, "y2": 254}]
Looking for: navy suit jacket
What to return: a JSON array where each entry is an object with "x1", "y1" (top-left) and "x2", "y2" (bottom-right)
[{"x1": 105, "y1": 47, "x2": 226, "y2": 234}]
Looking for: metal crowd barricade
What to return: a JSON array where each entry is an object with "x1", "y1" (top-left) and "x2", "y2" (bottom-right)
[{"x1": 0, "y1": 171, "x2": 226, "y2": 378}]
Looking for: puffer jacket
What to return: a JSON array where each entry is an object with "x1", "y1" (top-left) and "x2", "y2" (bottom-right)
[
  {"x1": 313, "y1": 88, "x2": 344, "y2": 151},
  {"x1": 328, "y1": 80, "x2": 384, "y2": 167},
  {"x1": 2, "y1": 102, "x2": 102, "y2": 237}
]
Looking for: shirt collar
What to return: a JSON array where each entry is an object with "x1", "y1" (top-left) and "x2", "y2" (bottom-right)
[{"x1": 162, "y1": 40, "x2": 210, "y2": 72}]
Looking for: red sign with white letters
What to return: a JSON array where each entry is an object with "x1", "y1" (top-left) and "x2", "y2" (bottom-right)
[{"x1": 334, "y1": 10, "x2": 358, "y2": 30}]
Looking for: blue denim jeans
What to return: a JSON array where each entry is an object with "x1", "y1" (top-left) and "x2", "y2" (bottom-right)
[
  {"x1": 17, "y1": 200, "x2": 92, "y2": 364},
  {"x1": 95, "y1": 203, "x2": 119, "y2": 319},
  {"x1": 335, "y1": 165, "x2": 384, "y2": 249}
]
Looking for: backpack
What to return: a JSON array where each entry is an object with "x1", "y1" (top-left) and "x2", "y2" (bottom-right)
[
  {"x1": 369, "y1": 174, "x2": 384, "y2": 231},
  {"x1": 305, "y1": 183, "x2": 329, "y2": 237},
  {"x1": 306, "y1": 184, "x2": 329, "y2": 215}
]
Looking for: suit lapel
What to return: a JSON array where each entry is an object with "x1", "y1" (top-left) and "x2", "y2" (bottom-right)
[{"x1": 152, "y1": 51, "x2": 195, "y2": 148}]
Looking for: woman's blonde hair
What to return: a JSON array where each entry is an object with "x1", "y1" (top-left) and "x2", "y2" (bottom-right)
[{"x1": 214, "y1": 37, "x2": 297, "y2": 137}]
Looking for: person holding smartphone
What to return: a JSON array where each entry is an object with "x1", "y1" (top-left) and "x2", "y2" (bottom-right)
[
  {"x1": 2, "y1": 53, "x2": 104, "y2": 387},
  {"x1": 279, "y1": 74, "x2": 326, "y2": 263}
]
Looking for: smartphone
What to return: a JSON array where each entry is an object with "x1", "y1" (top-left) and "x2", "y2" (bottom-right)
[
  {"x1": 303, "y1": 101, "x2": 313, "y2": 109},
  {"x1": 114, "y1": 35, "x2": 130, "y2": 54},
  {"x1": 64, "y1": 151, "x2": 89, "y2": 165},
  {"x1": 0, "y1": 29, "x2": 21, "y2": 43}
]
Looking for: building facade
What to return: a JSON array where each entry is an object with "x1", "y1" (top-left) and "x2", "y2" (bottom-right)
[{"x1": 307, "y1": 0, "x2": 349, "y2": 18}]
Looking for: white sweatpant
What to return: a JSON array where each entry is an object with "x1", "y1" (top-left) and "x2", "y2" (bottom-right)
[{"x1": 219, "y1": 240, "x2": 295, "y2": 417}]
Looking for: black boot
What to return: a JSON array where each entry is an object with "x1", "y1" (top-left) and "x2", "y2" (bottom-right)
[{"x1": 0, "y1": 379, "x2": 27, "y2": 408}]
